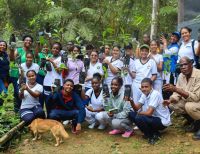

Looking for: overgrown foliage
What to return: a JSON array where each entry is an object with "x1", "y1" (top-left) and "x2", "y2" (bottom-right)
[
  {"x1": 0, "y1": 85, "x2": 20, "y2": 138},
  {"x1": 0, "y1": 0, "x2": 178, "y2": 46}
]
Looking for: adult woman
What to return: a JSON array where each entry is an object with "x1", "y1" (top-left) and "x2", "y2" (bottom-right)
[
  {"x1": 128, "y1": 78, "x2": 171, "y2": 145},
  {"x1": 48, "y1": 79, "x2": 86, "y2": 133},
  {"x1": 19, "y1": 70, "x2": 45, "y2": 125},
  {"x1": 84, "y1": 73, "x2": 104, "y2": 129},
  {"x1": 9, "y1": 35, "x2": 34, "y2": 112},
  {"x1": 43, "y1": 42, "x2": 63, "y2": 116},
  {"x1": 149, "y1": 40, "x2": 163, "y2": 93},
  {"x1": 103, "y1": 45, "x2": 123, "y2": 88},
  {"x1": 96, "y1": 77, "x2": 133, "y2": 138},
  {"x1": 178, "y1": 27, "x2": 200, "y2": 68},
  {"x1": 65, "y1": 46, "x2": 84, "y2": 85},
  {"x1": 131, "y1": 44, "x2": 157, "y2": 103},
  {"x1": 84, "y1": 51, "x2": 103, "y2": 90},
  {"x1": 0, "y1": 41, "x2": 9, "y2": 95}
]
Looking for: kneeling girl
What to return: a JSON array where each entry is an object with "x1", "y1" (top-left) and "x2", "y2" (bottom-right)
[
  {"x1": 96, "y1": 77, "x2": 133, "y2": 138},
  {"x1": 19, "y1": 70, "x2": 45, "y2": 125},
  {"x1": 84, "y1": 73, "x2": 104, "y2": 129}
]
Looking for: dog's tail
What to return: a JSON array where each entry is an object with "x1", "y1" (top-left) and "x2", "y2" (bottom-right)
[{"x1": 59, "y1": 125, "x2": 69, "y2": 139}]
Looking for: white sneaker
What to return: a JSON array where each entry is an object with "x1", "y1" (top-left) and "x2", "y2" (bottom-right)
[
  {"x1": 98, "y1": 124, "x2": 106, "y2": 130},
  {"x1": 133, "y1": 126, "x2": 139, "y2": 130},
  {"x1": 88, "y1": 123, "x2": 96, "y2": 129},
  {"x1": 63, "y1": 120, "x2": 69, "y2": 125}
]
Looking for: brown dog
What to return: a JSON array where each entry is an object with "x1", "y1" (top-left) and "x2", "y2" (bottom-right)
[{"x1": 28, "y1": 118, "x2": 69, "y2": 146}]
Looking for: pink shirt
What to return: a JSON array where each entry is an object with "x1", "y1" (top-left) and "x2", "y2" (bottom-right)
[{"x1": 65, "y1": 58, "x2": 85, "y2": 85}]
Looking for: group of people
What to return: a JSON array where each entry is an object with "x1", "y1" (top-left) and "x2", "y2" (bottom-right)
[{"x1": 0, "y1": 26, "x2": 200, "y2": 145}]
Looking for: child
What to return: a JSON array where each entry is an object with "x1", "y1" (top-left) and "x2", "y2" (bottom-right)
[
  {"x1": 131, "y1": 44, "x2": 157, "y2": 102},
  {"x1": 149, "y1": 40, "x2": 163, "y2": 93},
  {"x1": 96, "y1": 77, "x2": 133, "y2": 138},
  {"x1": 84, "y1": 73, "x2": 104, "y2": 129},
  {"x1": 20, "y1": 52, "x2": 39, "y2": 81},
  {"x1": 19, "y1": 70, "x2": 45, "y2": 125},
  {"x1": 128, "y1": 78, "x2": 171, "y2": 144},
  {"x1": 103, "y1": 45, "x2": 123, "y2": 88},
  {"x1": 43, "y1": 42, "x2": 63, "y2": 116},
  {"x1": 84, "y1": 51, "x2": 104, "y2": 91}
]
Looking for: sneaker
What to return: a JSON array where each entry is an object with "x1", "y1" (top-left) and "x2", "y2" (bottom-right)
[
  {"x1": 97, "y1": 124, "x2": 106, "y2": 130},
  {"x1": 109, "y1": 129, "x2": 123, "y2": 135},
  {"x1": 63, "y1": 120, "x2": 70, "y2": 125},
  {"x1": 133, "y1": 126, "x2": 139, "y2": 130},
  {"x1": 88, "y1": 122, "x2": 96, "y2": 129},
  {"x1": 122, "y1": 130, "x2": 134, "y2": 138}
]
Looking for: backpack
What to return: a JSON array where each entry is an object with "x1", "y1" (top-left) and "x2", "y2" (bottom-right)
[{"x1": 180, "y1": 40, "x2": 200, "y2": 69}]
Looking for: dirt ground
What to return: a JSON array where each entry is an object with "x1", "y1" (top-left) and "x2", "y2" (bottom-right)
[{"x1": 4, "y1": 116, "x2": 200, "y2": 154}]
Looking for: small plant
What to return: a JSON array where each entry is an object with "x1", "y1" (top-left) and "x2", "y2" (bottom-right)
[{"x1": 0, "y1": 85, "x2": 20, "y2": 138}]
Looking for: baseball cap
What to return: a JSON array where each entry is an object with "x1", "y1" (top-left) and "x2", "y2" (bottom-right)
[
  {"x1": 140, "y1": 44, "x2": 150, "y2": 50},
  {"x1": 172, "y1": 31, "x2": 181, "y2": 40}
]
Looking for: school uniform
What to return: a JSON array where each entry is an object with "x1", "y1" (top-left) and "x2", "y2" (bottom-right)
[
  {"x1": 85, "y1": 89, "x2": 104, "y2": 124},
  {"x1": 20, "y1": 63, "x2": 39, "y2": 81},
  {"x1": 132, "y1": 59, "x2": 157, "y2": 102},
  {"x1": 43, "y1": 56, "x2": 63, "y2": 116},
  {"x1": 151, "y1": 54, "x2": 163, "y2": 93},
  {"x1": 20, "y1": 83, "x2": 45, "y2": 124},
  {"x1": 104, "y1": 56, "x2": 123, "y2": 86},
  {"x1": 129, "y1": 90, "x2": 171, "y2": 138},
  {"x1": 122, "y1": 58, "x2": 135, "y2": 85},
  {"x1": 85, "y1": 62, "x2": 104, "y2": 89}
]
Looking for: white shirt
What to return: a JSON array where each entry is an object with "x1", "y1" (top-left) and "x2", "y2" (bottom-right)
[
  {"x1": 151, "y1": 54, "x2": 163, "y2": 80},
  {"x1": 85, "y1": 62, "x2": 104, "y2": 88},
  {"x1": 20, "y1": 63, "x2": 39, "y2": 81},
  {"x1": 20, "y1": 83, "x2": 43, "y2": 109},
  {"x1": 123, "y1": 58, "x2": 135, "y2": 85},
  {"x1": 178, "y1": 39, "x2": 199, "y2": 64},
  {"x1": 85, "y1": 89, "x2": 104, "y2": 110},
  {"x1": 43, "y1": 56, "x2": 63, "y2": 86},
  {"x1": 104, "y1": 56, "x2": 123, "y2": 85},
  {"x1": 132, "y1": 59, "x2": 157, "y2": 84},
  {"x1": 138, "y1": 90, "x2": 171, "y2": 126}
]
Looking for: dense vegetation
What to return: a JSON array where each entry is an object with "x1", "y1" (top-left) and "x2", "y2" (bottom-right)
[{"x1": 0, "y1": 0, "x2": 177, "y2": 46}]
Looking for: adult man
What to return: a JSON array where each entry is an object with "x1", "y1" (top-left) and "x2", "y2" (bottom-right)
[{"x1": 163, "y1": 56, "x2": 200, "y2": 140}]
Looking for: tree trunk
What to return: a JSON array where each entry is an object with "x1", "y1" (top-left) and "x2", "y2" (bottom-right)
[
  {"x1": 150, "y1": 0, "x2": 159, "y2": 40},
  {"x1": 178, "y1": 0, "x2": 184, "y2": 25}
]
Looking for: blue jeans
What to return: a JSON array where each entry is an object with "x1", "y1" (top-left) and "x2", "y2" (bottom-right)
[
  {"x1": 49, "y1": 109, "x2": 80, "y2": 125},
  {"x1": 9, "y1": 77, "x2": 21, "y2": 112},
  {"x1": 0, "y1": 78, "x2": 7, "y2": 94},
  {"x1": 129, "y1": 111, "x2": 166, "y2": 138}
]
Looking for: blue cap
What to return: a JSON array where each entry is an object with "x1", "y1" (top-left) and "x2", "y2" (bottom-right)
[{"x1": 172, "y1": 31, "x2": 181, "y2": 40}]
